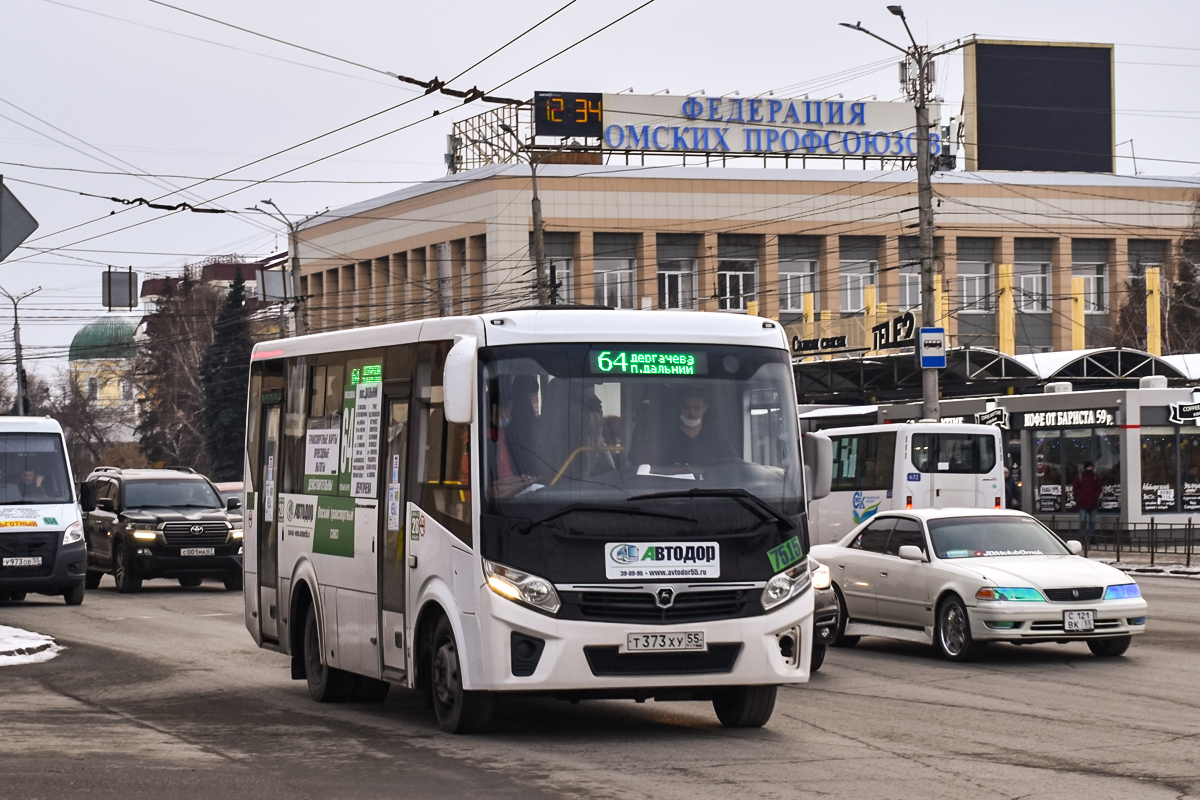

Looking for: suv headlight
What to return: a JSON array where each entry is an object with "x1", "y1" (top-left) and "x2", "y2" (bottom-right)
[
  {"x1": 62, "y1": 521, "x2": 84, "y2": 546},
  {"x1": 761, "y1": 560, "x2": 812, "y2": 611},
  {"x1": 484, "y1": 559, "x2": 560, "y2": 615},
  {"x1": 129, "y1": 522, "x2": 159, "y2": 540}
]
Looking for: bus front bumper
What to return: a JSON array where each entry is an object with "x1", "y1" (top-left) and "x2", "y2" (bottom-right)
[{"x1": 475, "y1": 586, "x2": 816, "y2": 693}]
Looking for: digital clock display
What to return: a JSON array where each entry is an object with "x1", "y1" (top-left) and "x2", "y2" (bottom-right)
[
  {"x1": 589, "y1": 349, "x2": 708, "y2": 376},
  {"x1": 534, "y1": 91, "x2": 603, "y2": 138}
]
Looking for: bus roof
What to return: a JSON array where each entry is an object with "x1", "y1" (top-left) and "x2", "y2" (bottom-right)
[
  {"x1": 251, "y1": 309, "x2": 790, "y2": 360},
  {"x1": 0, "y1": 416, "x2": 65, "y2": 435}
]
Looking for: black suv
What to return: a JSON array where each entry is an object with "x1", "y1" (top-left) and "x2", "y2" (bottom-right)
[{"x1": 82, "y1": 467, "x2": 243, "y2": 592}]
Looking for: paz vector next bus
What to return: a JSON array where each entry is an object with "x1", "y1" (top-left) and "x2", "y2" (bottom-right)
[{"x1": 243, "y1": 309, "x2": 832, "y2": 732}]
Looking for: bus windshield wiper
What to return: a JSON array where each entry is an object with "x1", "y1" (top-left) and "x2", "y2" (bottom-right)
[
  {"x1": 626, "y1": 488, "x2": 796, "y2": 532},
  {"x1": 520, "y1": 504, "x2": 697, "y2": 534}
]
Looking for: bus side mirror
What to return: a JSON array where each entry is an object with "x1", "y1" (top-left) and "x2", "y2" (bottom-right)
[
  {"x1": 443, "y1": 334, "x2": 478, "y2": 425},
  {"x1": 803, "y1": 432, "x2": 832, "y2": 501}
]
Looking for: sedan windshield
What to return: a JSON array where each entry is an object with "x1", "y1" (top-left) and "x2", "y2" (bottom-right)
[
  {"x1": 479, "y1": 342, "x2": 803, "y2": 523},
  {"x1": 125, "y1": 479, "x2": 222, "y2": 509},
  {"x1": 928, "y1": 516, "x2": 1071, "y2": 559}
]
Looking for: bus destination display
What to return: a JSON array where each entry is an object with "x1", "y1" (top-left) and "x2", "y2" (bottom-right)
[{"x1": 590, "y1": 349, "x2": 708, "y2": 376}]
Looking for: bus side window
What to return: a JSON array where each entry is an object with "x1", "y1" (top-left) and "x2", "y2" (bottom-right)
[{"x1": 412, "y1": 341, "x2": 472, "y2": 545}]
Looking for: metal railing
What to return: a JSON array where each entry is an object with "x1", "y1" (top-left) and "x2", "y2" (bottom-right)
[{"x1": 1042, "y1": 515, "x2": 1196, "y2": 567}]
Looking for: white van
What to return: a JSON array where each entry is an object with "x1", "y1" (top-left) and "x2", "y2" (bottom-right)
[
  {"x1": 807, "y1": 422, "x2": 1004, "y2": 545},
  {"x1": 0, "y1": 417, "x2": 87, "y2": 605}
]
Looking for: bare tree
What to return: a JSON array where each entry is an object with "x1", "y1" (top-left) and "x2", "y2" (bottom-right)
[{"x1": 42, "y1": 367, "x2": 135, "y2": 477}]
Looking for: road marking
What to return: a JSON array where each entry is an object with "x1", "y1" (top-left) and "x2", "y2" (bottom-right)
[{"x1": 193, "y1": 613, "x2": 234, "y2": 617}]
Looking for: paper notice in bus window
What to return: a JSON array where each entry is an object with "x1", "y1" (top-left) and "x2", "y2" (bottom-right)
[
  {"x1": 351, "y1": 382, "x2": 382, "y2": 498},
  {"x1": 304, "y1": 428, "x2": 341, "y2": 495},
  {"x1": 387, "y1": 484, "x2": 401, "y2": 531},
  {"x1": 264, "y1": 482, "x2": 275, "y2": 522}
]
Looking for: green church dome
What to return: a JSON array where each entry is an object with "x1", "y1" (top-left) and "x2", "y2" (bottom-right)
[{"x1": 69, "y1": 318, "x2": 138, "y2": 361}]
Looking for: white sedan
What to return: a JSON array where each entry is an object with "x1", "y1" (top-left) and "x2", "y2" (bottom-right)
[{"x1": 810, "y1": 508, "x2": 1148, "y2": 661}]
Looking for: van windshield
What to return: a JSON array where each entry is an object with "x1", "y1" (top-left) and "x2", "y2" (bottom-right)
[{"x1": 0, "y1": 433, "x2": 72, "y2": 504}]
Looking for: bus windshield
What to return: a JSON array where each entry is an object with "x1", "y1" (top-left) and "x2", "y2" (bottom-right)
[
  {"x1": 479, "y1": 342, "x2": 803, "y2": 530},
  {"x1": 0, "y1": 433, "x2": 72, "y2": 504}
]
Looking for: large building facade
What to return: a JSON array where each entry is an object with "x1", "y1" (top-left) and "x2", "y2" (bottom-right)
[{"x1": 295, "y1": 164, "x2": 1195, "y2": 358}]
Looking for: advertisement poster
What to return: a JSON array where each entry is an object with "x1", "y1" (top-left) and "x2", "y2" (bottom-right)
[
  {"x1": 351, "y1": 381, "x2": 382, "y2": 498},
  {"x1": 303, "y1": 428, "x2": 340, "y2": 495}
]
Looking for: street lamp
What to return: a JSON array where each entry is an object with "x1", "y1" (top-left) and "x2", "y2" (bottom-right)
[
  {"x1": 0, "y1": 286, "x2": 42, "y2": 416},
  {"x1": 840, "y1": 6, "x2": 947, "y2": 421},
  {"x1": 253, "y1": 200, "x2": 307, "y2": 336}
]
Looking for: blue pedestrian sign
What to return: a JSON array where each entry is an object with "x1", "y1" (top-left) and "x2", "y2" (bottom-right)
[{"x1": 919, "y1": 327, "x2": 946, "y2": 369}]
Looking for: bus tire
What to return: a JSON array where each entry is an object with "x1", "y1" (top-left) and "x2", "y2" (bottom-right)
[
  {"x1": 224, "y1": 572, "x2": 243, "y2": 592},
  {"x1": 430, "y1": 615, "x2": 492, "y2": 733},
  {"x1": 84, "y1": 570, "x2": 102, "y2": 590},
  {"x1": 829, "y1": 585, "x2": 859, "y2": 648},
  {"x1": 810, "y1": 641, "x2": 826, "y2": 672},
  {"x1": 113, "y1": 543, "x2": 142, "y2": 593},
  {"x1": 64, "y1": 583, "x2": 85, "y2": 606},
  {"x1": 712, "y1": 685, "x2": 777, "y2": 728},
  {"x1": 303, "y1": 605, "x2": 354, "y2": 703}
]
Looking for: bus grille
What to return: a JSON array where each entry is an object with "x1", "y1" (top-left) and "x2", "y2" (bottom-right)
[
  {"x1": 584, "y1": 644, "x2": 742, "y2": 676},
  {"x1": 561, "y1": 589, "x2": 760, "y2": 624},
  {"x1": 162, "y1": 522, "x2": 230, "y2": 547},
  {"x1": 0, "y1": 532, "x2": 57, "y2": 577},
  {"x1": 1043, "y1": 587, "x2": 1104, "y2": 602}
]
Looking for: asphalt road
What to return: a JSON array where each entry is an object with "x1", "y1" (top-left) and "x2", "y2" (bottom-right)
[{"x1": 2, "y1": 576, "x2": 1197, "y2": 800}]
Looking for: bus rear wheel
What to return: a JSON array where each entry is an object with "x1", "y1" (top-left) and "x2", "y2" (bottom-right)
[
  {"x1": 712, "y1": 685, "x2": 777, "y2": 728},
  {"x1": 430, "y1": 616, "x2": 492, "y2": 734},
  {"x1": 303, "y1": 605, "x2": 354, "y2": 703}
]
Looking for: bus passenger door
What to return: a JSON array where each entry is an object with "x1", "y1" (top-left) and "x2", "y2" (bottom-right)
[
  {"x1": 258, "y1": 403, "x2": 282, "y2": 642},
  {"x1": 379, "y1": 394, "x2": 410, "y2": 674}
]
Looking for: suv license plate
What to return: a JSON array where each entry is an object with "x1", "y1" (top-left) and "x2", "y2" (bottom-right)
[
  {"x1": 622, "y1": 632, "x2": 706, "y2": 653},
  {"x1": 180, "y1": 548, "x2": 215, "y2": 557},
  {"x1": 2, "y1": 556, "x2": 42, "y2": 567},
  {"x1": 1064, "y1": 610, "x2": 1095, "y2": 632}
]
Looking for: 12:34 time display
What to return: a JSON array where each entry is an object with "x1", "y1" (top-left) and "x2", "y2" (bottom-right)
[{"x1": 534, "y1": 91, "x2": 602, "y2": 137}]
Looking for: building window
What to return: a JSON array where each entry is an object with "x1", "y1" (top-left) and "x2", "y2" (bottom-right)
[
  {"x1": 717, "y1": 234, "x2": 759, "y2": 312},
  {"x1": 957, "y1": 238, "x2": 996, "y2": 313},
  {"x1": 778, "y1": 236, "x2": 820, "y2": 313},
  {"x1": 593, "y1": 233, "x2": 638, "y2": 309},
  {"x1": 839, "y1": 236, "x2": 879, "y2": 314},
  {"x1": 1033, "y1": 426, "x2": 1121, "y2": 513},
  {"x1": 1073, "y1": 240, "x2": 1110, "y2": 313},
  {"x1": 717, "y1": 263, "x2": 756, "y2": 311},
  {"x1": 898, "y1": 237, "x2": 921, "y2": 311},
  {"x1": 86, "y1": 377, "x2": 98, "y2": 401},
  {"x1": 119, "y1": 378, "x2": 134, "y2": 401},
  {"x1": 656, "y1": 234, "x2": 699, "y2": 310},
  {"x1": 1014, "y1": 239, "x2": 1053, "y2": 313},
  {"x1": 531, "y1": 232, "x2": 575, "y2": 304}
]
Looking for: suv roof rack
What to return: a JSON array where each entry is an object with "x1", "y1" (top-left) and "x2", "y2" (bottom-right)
[
  {"x1": 92, "y1": 466, "x2": 122, "y2": 473},
  {"x1": 165, "y1": 466, "x2": 197, "y2": 473}
]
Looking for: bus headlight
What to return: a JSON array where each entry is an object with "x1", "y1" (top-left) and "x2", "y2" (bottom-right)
[
  {"x1": 62, "y1": 521, "x2": 84, "y2": 546},
  {"x1": 761, "y1": 560, "x2": 812, "y2": 611},
  {"x1": 483, "y1": 559, "x2": 560, "y2": 615}
]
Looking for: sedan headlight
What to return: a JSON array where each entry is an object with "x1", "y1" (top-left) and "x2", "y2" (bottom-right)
[
  {"x1": 811, "y1": 560, "x2": 831, "y2": 591},
  {"x1": 1105, "y1": 583, "x2": 1141, "y2": 600},
  {"x1": 61, "y1": 521, "x2": 84, "y2": 546},
  {"x1": 761, "y1": 560, "x2": 812, "y2": 611},
  {"x1": 483, "y1": 559, "x2": 560, "y2": 615},
  {"x1": 976, "y1": 587, "x2": 1044, "y2": 602}
]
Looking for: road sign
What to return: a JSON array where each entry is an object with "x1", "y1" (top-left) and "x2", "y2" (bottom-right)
[
  {"x1": 0, "y1": 180, "x2": 39, "y2": 262},
  {"x1": 918, "y1": 327, "x2": 946, "y2": 369}
]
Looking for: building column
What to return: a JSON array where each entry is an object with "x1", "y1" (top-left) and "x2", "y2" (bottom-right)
[
  {"x1": 466, "y1": 235, "x2": 486, "y2": 316},
  {"x1": 939, "y1": 236, "x2": 957, "y2": 345},
  {"x1": 409, "y1": 247, "x2": 428, "y2": 321},
  {"x1": 355, "y1": 261, "x2": 371, "y2": 327},
  {"x1": 698, "y1": 232, "x2": 718, "y2": 312},
  {"x1": 1111, "y1": 237, "x2": 1129, "y2": 317},
  {"x1": 576, "y1": 231, "x2": 594, "y2": 307},
  {"x1": 818, "y1": 235, "x2": 838, "y2": 319},
  {"x1": 637, "y1": 232, "x2": 655, "y2": 309},
  {"x1": 878, "y1": 235, "x2": 900, "y2": 314},
  {"x1": 760, "y1": 234, "x2": 780, "y2": 319},
  {"x1": 1050, "y1": 236, "x2": 1072, "y2": 351},
  {"x1": 387, "y1": 252, "x2": 405, "y2": 322}
]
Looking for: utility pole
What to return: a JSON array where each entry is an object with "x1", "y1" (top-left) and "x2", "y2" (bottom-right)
[
  {"x1": 1, "y1": 286, "x2": 42, "y2": 416},
  {"x1": 258, "y1": 200, "x2": 308, "y2": 336},
  {"x1": 841, "y1": 7, "x2": 963, "y2": 421}
]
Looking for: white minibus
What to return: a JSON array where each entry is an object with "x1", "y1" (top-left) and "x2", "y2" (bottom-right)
[
  {"x1": 807, "y1": 422, "x2": 1004, "y2": 545},
  {"x1": 243, "y1": 309, "x2": 832, "y2": 732}
]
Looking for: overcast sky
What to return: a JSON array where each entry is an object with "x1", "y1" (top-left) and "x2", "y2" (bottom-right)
[{"x1": 3, "y1": 0, "x2": 1199, "y2": 377}]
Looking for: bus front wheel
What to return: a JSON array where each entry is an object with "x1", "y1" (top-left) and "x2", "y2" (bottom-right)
[
  {"x1": 713, "y1": 685, "x2": 777, "y2": 727},
  {"x1": 303, "y1": 605, "x2": 354, "y2": 703},
  {"x1": 430, "y1": 616, "x2": 492, "y2": 734}
]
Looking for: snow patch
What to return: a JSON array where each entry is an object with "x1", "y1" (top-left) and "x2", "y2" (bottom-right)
[
  {"x1": 0, "y1": 624, "x2": 62, "y2": 666},
  {"x1": 1097, "y1": 560, "x2": 1200, "y2": 579}
]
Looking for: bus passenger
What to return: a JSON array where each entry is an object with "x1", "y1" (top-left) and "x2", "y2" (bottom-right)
[{"x1": 660, "y1": 391, "x2": 737, "y2": 466}]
